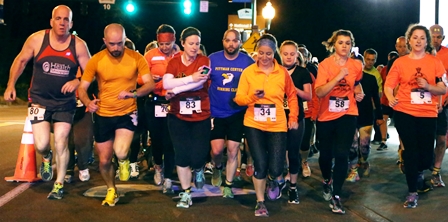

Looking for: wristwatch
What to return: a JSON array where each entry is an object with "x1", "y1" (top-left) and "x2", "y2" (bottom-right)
[{"x1": 131, "y1": 90, "x2": 137, "y2": 98}]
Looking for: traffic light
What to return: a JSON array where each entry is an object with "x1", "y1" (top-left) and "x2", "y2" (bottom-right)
[
  {"x1": 125, "y1": 1, "x2": 136, "y2": 13},
  {"x1": 183, "y1": 0, "x2": 192, "y2": 15}
]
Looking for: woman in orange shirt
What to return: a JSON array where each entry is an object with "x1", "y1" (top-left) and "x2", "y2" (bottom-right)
[
  {"x1": 384, "y1": 24, "x2": 447, "y2": 209},
  {"x1": 315, "y1": 29, "x2": 364, "y2": 214},
  {"x1": 234, "y1": 34, "x2": 298, "y2": 217}
]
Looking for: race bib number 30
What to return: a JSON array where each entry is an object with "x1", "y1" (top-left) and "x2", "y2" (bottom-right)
[
  {"x1": 180, "y1": 97, "x2": 202, "y2": 115},
  {"x1": 254, "y1": 104, "x2": 276, "y2": 122},
  {"x1": 28, "y1": 104, "x2": 46, "y2": 121},
  {"x1": 155, "y1": 104, "x2": 170, "y2": 117},
  {"x1": 329, "y1": 96, "x2": 349, "y2": 112},
  {"x1": 411, "y1": 88, "x2": 432, "y2": 104}
]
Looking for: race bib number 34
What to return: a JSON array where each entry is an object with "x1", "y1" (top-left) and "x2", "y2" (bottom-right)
[
  {"x1": 180, "y1": 97, "x2": 202, "y2": 115},
  {"x1": 254, "y1": 104, "x2": 276, "y2": 122},
  {"x1": 411, "y1": 88, "x2": 432, "y2": 104},
  {"x1": 28, "y1": 104, "x2": 46, "y2": 121},
  {"x1": 329, "y1": 96, "x2": 349, "y2": 112}
]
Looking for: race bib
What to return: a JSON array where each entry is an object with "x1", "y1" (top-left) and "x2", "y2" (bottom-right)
[
  {"x1": 303, "y1": 101, "x2": 308, "y2": 111},
  {"x1": 283, "y1": 98, "x2": 289, "y2": 110},
  {"x1": 180, "y1": 97, "x2": 202, "y2": 115},
  {"x1": 329, "y1": 96, "x2": 349, "y2": 112},
  {"x1": 254, "y1": 104, "x2": 276, "y2": 122},
  {"x1": 28, "y1": 104, "x2": 46, "y2": 121},
  {"x1": 155, "y1": 104, "x2": 170, "y2": 117},
  {"x1": 411, "y1": 88, "x2": 432, "y2": 104},
  {"x1": 76, "y1": 99, "x2": 84, "y2": 108}
]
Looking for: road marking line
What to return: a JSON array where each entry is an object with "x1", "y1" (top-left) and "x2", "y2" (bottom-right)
[
  {"x1": 0, "y1": 183, "x2": 32, "y2": 208},
  {"x1": 0, "y1": 122, "x2": 25, "y2": 127}
]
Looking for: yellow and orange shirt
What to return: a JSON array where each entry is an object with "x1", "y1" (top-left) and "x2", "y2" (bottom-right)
[
  {"x1": 234, "y1": 60, "x2": 298, "y2": 132},
  {"x1": 82, "y1": 48, "x2": 150, "y2": 117}
]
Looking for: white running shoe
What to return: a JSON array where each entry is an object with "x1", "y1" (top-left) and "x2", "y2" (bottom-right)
[
  {"x1": 130, "y1": 162, "x2": 140, "y2": 178},
  {"x1": 79, "y1": 169, "x2": 90, "y2": 182}
]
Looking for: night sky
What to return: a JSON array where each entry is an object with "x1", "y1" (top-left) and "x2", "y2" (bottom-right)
[{"x1": 0, "y1": 0, "x2": 420, "y2": 88}]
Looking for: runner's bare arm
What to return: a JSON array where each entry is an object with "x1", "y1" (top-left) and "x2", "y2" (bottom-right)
[
  {"x1": 60, "y1": 38, "x2": 91, "y2": 94},
  {"x1": 4, "y1": 32, "x2": 43, "y2": 101}
]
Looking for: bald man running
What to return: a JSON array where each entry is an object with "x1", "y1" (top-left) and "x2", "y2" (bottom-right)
[
  {"x1": 4, "y1": 5, "x2": 91, "y2": 200},
  {"x1": 78, "y1": 23, "x2": 155, "y2": 206}
]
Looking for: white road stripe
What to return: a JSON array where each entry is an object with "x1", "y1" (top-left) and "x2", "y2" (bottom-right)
[
  {"x1": 0, "y1": 183, "x2": 32, "y2": 208},
  {"x1": 0, "y1": 122, "x2": 25, "y2": 127}
]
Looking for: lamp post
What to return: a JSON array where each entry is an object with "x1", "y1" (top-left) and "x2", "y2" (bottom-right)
[{"x1": 262, "y1": 1, "x2": 275, "y2": 31}]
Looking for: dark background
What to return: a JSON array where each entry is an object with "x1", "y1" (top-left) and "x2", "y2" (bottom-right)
[{"x1": 0, "y1": 0, "x2": 420, "y2": 93}]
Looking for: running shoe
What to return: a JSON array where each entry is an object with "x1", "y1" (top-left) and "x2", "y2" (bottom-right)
[
  {"x1": 288, "y1": 188, "x2": 299, "y2": 204},
  {"x1": 234, "y1": 169, "x2": 243, "y2": 182},
  {"x1": 329, "y1": 195, "x2": 345, "y2": 214},
  {"x1": 403, "y1": 193, "x2": 418, "y2": 208},
  {"x1": 102, "y1": 188, "x2": 119, "y2": 206},
  {"x1": 254, "y1": 201, "x2": 269, "y2": 217},
  {"x1": 266, "y1": 179, "x2": 280, "y2": 201},
  {"x1": 79, "y1": 168, "x2": 90, "y2": 182},
  {"x1": 322, "y1": 180, "x2": 333, "y2": 201},
  {"x1": 163, "y1": 178, "x2": 174, "y2": 194},
  {"x1": 47, "y1": 182, "x2": 64, "y2": 200},
  {"x1": 204, "y1": 162, "x2": 214, "y2": 175},
  {"x1": 130, "y1": 162, "x2": 139, "y2": 179},
  {"x1": 40, "y1": 150, "x2": 53, "y2": 182},
  {"x1": 176, "y1": 192, "x2": 192, "y2": 208},
  {"x1": 246, "y1": 164, "x2": 254, "y2": 177},
  {"x1": 154, "y1": 164, "x2": 164, "y2": 185},
  {"x1": 360, "y1": 161, "x2": 370, "y2": 177},
  {"x1": 431, "y1": 173, "x2": 446, "y2": 187},
  {"x1": 346, "y1": 168, "x2": 360, "y2": 182},
  {"x1": 211, "y1": 167, "x2": 222, "y2": 187},
  {"x1": 118, "y1": 159, "x2": 131, "y2": 181},
  {"x1": 377, "y1": 142, "x2": 388, "y2": 151},
  {"x1": 193, "y1": 168, "x2": 205, "y2": 189},
  {"x1": 302, "y1": 161, "x2": 311, "y2": 178},
  {"x1": 417, "y1": 173, "x2": 433, "y2": 193},
  {"x1": 223, "y1": 187, "x2": 234, "y2": 198}
]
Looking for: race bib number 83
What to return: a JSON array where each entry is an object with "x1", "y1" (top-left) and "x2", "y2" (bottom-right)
[{"x1": 180, "y1": 97, "x2": 202, "y2": 115}]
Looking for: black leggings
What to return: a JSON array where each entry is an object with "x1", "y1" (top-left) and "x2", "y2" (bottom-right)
[
  {"x1": 168, "y1": 114, "x2": 210, "y2": 169},
  {"x1": 146, "y1": 102, "x2": 175, "y2": 178},
  {"x1": 287, "y1": 119, "x2": 305, "y2": 174},
  {"x1": 245, "y1": 127, "x2": 287, "y2": 179},
  {"x1": 394, "y1": 111, "x2": 436, "y2": 193},
  {"x1": 317, "y1": 115, "x2": 357, "y2": 196}
]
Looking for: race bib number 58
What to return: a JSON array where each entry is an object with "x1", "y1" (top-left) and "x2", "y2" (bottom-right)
[{"x1": 329, "y1": 96, "x2": 349, "y2": 112}]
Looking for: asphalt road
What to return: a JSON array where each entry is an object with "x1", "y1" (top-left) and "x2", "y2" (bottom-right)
[{"x1": 0, "y1": 105, "x2": 447, "y2": 222}]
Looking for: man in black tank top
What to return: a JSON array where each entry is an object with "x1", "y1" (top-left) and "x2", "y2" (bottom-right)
[{"x1": 3, "y1": 5, "x2": 91, "y2": 200}]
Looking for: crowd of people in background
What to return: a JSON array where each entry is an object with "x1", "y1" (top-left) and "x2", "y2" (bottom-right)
[{"x1": 3, "y1": 4, "x2": 448, "y2": 217}]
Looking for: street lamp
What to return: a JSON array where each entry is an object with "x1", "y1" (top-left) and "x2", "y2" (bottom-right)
[{"x1": 262, "y1": 1, "x2": 275, "y2": 31}]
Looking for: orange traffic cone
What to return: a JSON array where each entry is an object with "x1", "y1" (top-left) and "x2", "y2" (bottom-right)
[{"x1": 5, "y1": 117, "x2": 41, "y2": 182}]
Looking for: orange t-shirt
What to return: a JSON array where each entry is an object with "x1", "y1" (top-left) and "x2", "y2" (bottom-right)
[
  {"x1": 315, "y1": 56, "x2": 363, "y2": 122},
  {"x1": 82, "y1": 49, "x2": 150, "y2": 117},
  {"x1": 142, "y1": 48, "x2": 182, "y2": 96},
  {"x1": 234, "y1": 60, "x2": 298, "y2": 132},
  {"x1": 436, "y1": 46, "x2": 448, "y2": 104},
  {"x1": 304, "y1": 73, "x2": 317, "y2": 119},
  {"x1": 384, "y1": 54, "x2": 446, "y2": 117},
  {"x1": 165, "y1": 55, "x2": 210, "y2": 122}
]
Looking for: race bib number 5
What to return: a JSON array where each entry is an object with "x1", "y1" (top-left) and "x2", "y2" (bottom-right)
[
  {"x1": 411, "y1": 88, "x2": 432, "y2": 104},
  {"x1": 254, "y1": 104, "x2": 276, "y2": 122},
  {"x1": 28, "y1": 104, "x2": 46, "y2": 121},
  {"x1": 155, "y1": 104, "x2": 170, "y2": 117},
  {"x1": 180, "y1": 97, "x2": 202, "y2": 115},
  {"x1": 329, "y1": 96, "x2": 349, "y2": 112}
]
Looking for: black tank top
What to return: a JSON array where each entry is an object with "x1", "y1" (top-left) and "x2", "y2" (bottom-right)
[{"x1": 30, "y1": 29, "x2": 79, "y2": 111}]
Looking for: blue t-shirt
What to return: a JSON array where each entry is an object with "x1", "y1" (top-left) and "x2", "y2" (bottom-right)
[{"x1": 209, "y1": 51, "x2": 254, "y2": 118}]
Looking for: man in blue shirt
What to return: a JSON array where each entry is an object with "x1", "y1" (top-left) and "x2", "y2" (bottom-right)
[{"x1": 208, "y1": 29, "x2": 254, "y2": 198}]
